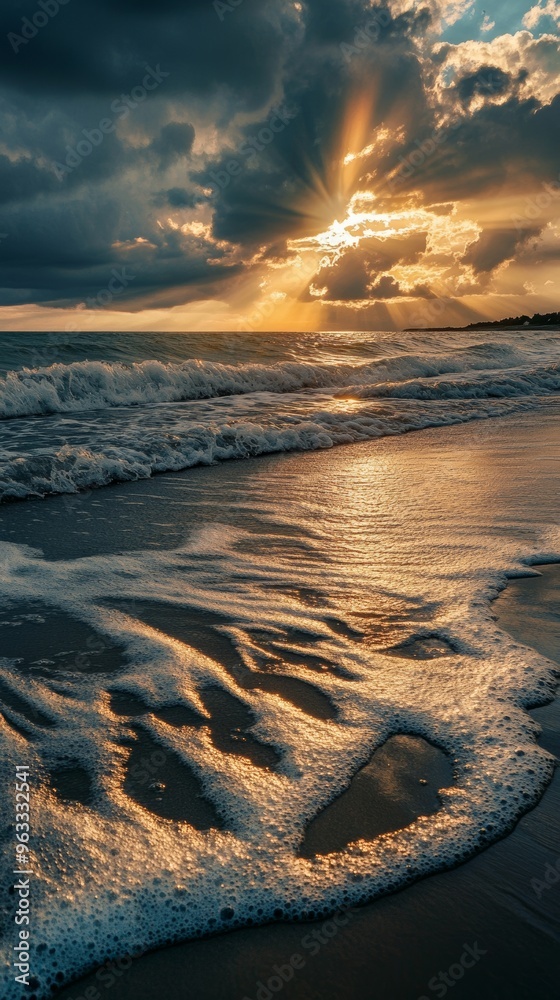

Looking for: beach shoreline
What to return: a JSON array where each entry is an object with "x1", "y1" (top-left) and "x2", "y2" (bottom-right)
[
  {"x1": 53, "y1": 565, "x2": 560, "y2": 1000},
  {"x1": 46, "y1": 465, "x2": 559, "y2": 1000}
]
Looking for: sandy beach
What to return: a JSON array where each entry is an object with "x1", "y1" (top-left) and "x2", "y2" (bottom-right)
[
  {"x1": 52, "y1": 572, "x2": 560, "y2": 1000},
  {"x1": 0, "y1": 401, "x2": 555, "y2": 1000}
]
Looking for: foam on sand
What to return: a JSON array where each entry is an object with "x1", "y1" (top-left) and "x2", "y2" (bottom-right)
[
  {"x1": 0, "y1": 336, "x2": 559, "y2": 997},
  {"x1": 0, "y1": 516, "x2": 558, "y2": 997}
]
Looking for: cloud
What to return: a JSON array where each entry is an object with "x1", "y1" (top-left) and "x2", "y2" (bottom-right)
[
  {"x1": 387, "y1": 92, "x2": 560, "y2": 204},
  {"x1": 454, "y1": 65, "x2": 515, "y2": 103},
  {"x1": 369, "y1": 274, "x2": 403, "y2": 298},
  {"x1": 0, "y1": 0, "x2": 298, "y2": 109},
  {"x1": 462, "y1": 226, "x2": 542, "y2": 273},
  {"x1": 481, "y1": 14, "x2": 496, "y2": 33},
  {"x1": 432, "y1": 30, "x2": 560, "y2": 106},
  {"x1": 149, "y1": 122, "x2": 195, "y2": 169},
  {"x1": 316, "y1": 253, "x2": 371, "y2": 300},
  {"x1": 160, "y1": 188, "x2": 202, "y2": 208},
  {"x1": 304, "y1": 230, "x2": 429, "y2": 301},
  {"x1": 387, "y1": 0, "x2": 476, "y2": 30}
]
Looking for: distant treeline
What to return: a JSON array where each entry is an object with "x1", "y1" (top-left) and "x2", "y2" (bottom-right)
[{"x1": 405, "y1": 312, "x2": 560, "y2": 332}]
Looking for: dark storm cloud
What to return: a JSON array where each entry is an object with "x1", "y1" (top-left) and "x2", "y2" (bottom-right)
[
  {"x1": 313, "y1": 253, "x2": 371, "y2": 301},
  {"x1": 0, "y1": 195, "x2": 121, "y2": 270},
  {"x1": 0, "y1": 0, "x2": 291, "y2": 107},
  {"x1": 149, "y1": 122, "x2": 196, "y2": 169},
  {"x1": 388, "y1": 93, "x2": 560, "y2": 204},
  {"x1": 0, "y1": 153, "x2": 56, "y2": 205},
  {"x1": 368, "y1": 274, "x2": 402, "y2": 299},
  {"x1": 455, "y1": 65, "x2": 513, "y2": 102},
  {"x1": 0, "y1": 0, "x2": 436, "y2": 306},
  {"x1": 204, "y1": 38, "x2": 430, "y2": 247},
  {"x1": 0, "y1": 189, "x2": 240, "y2": 307},
  {"x1": 157, "y1": 188, "x2": 202, "y2": 209}
]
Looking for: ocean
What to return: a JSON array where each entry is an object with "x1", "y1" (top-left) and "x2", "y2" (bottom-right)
[
  {"x1": 0, "y1": 329, "x2": 559, "y2": 999},
  {"x1": 1, "y1": 329, "x2": 560, "y2": 501}
]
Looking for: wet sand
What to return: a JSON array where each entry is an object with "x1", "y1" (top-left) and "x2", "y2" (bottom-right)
[{"x1": 55, "y1": 564, "x2": 560, "y2": 1000}]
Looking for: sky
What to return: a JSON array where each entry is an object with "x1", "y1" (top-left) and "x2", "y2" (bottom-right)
[{"x1": 0, "y1": 0, "x2": 559, "y2": 332}]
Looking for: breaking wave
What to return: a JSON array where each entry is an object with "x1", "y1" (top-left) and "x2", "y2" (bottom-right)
[{"x1": 0, "y1": 342, "x2": 528, "y2": 419}]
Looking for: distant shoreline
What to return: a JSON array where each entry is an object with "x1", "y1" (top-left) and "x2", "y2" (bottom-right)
[
  {"x1": 405, "y1": 311, "x2": 560, "y2": 333},
  {"x1": 405, "y1": 324, "x2": 560, "y2": 332}
]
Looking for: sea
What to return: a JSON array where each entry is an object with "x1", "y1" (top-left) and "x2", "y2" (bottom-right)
[{"x1": 0, "y1": 328, "x2": 559, "y2": 998}]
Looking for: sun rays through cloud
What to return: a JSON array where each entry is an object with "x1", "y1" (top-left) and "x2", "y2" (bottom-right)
[{"x1": 0, "y1": 0, "x2": 559, "y2": 330}]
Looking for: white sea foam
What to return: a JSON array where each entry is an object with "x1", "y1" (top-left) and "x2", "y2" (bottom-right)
[
  {"x1": 341, "y1": 362, "x2": 560, "y2": 400},
  {"x1": 0, "y1": 395, "x2": 538, "y2": 500},
  {"x1": 0, "y1": 333, "x2": 560, "y2": 997}
]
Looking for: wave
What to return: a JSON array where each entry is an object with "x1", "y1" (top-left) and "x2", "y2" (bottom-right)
[
  {"x1": 0, "y1": 342, "x2": 526, "y2": 419},
  {"x1": 339, "y1": 362, "x2": 560, "y2": 401},
  {"x1": 0, "y1": 396, "x2": 536, "y2": 500}
]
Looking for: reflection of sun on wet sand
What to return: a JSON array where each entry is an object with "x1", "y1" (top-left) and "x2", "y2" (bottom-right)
[{"x1": 55, "y1": 567, "x2": 560, "y2": 1000}]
